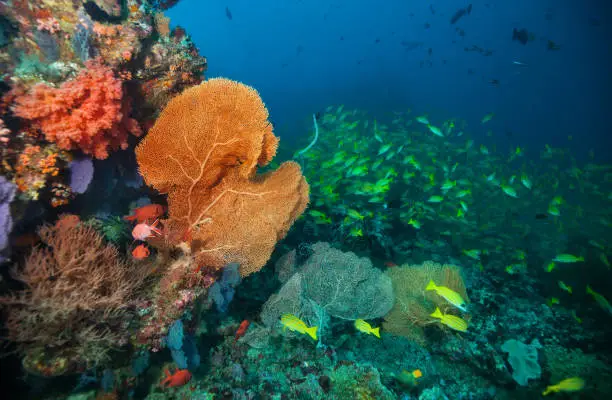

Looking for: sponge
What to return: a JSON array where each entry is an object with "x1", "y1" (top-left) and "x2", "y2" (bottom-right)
[{"x1": 501, "y1": 338, "x2": 542, "y2": 386}]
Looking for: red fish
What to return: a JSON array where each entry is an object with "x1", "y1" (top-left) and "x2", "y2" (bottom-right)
[
  {"x1": 132, "y1": 244, "x2": 150, "y2": 260},
  {"x1": 124, "y1": 204, "x2": 166, "y2": 224},
  {"x1": 384, "y1": 261, "x2": 398, "y2": 267},
  {"x1": 235, "y1": 320, "x2": 250, "y2": 342},
  {"x1": 160, "y1": 368, "x2": 191, "y2": 388}
]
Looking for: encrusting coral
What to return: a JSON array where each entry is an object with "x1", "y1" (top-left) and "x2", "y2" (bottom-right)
[{"x1": 136, "y1": 78, "x2": 309, "y2": 277}]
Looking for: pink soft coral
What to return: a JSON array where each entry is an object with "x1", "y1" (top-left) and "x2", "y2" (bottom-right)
[{"x1": 13, "y1": 60, "x2": 142, "y2": 159}]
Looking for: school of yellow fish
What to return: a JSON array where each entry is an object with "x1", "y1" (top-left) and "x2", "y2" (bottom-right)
[{"x1": 294, "y1": 105, "x2": 611, "y2": 321}]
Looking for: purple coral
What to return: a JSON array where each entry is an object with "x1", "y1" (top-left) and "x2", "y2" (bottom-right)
[
  {"x1": 69, "y1": 157, "x2": 94, "y2": 194},
  {"x1": 0, "y1": 176, "x2": 17, "y2": 263}
]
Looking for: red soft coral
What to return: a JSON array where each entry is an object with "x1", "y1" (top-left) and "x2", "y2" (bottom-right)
[{"x1": 13, "y1": 60, "x2": 142, "y2": 159}]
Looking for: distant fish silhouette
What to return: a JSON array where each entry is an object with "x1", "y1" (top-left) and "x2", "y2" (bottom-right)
[
  {"x1": 464, "y1": 45, "x2": 493, "y2": 56},
  {"x1": 512, "y1": 28, "x2": 531, "y2": 45},
  {"x1": 547, "y1": 40, "x2": 561, "y2": 50},
  {"x1": 225, "y1": 6, "x2": 233, "y2": 20},
  {"x1": 588, "y1": 16, "x2": 601, "y2": 27},
  {"x1": 450, "y1": 4, "x2": 472, "y2": 24}
]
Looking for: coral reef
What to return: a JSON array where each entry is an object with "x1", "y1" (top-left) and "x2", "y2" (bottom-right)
[
  {"x1": 0, "y1": 0, "x2": 207, "y2": 205},
  {"x1": 0, "y1": 2, "x2": 610, "y2": 400}
]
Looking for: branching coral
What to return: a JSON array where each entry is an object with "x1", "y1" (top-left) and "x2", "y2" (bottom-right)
[
  {"x1": 383, "y1": 261, "x2": 469, "y2": 345},
  {"x1": 0, "y1": 219, "x2": 149, "y2": 376},
  {"x1": 13, "y1": 59, "x2": 142, "y2": 159},
  {"x1": 136, "y1": 78, "x2": 309, "y2": 277}
]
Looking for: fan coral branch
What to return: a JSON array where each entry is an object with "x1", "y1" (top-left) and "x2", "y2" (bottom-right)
[
  {"x1": 383, "y1": 261, "x2": 469, "y2": 345},
  {"x1": 136, "y1": 78, "x2": 309, "y2": 276}
]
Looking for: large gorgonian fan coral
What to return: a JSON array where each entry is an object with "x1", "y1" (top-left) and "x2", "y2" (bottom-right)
[{"x1": 136, "y1": 78, "x2": 309, "y2": 277}]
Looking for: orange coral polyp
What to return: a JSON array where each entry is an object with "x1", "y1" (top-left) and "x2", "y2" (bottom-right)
[{"x1": 136, "y1": 78, "x2": 309, "y2": 277}]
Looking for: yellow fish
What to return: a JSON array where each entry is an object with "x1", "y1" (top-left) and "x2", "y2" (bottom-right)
[
  {"x1": 430, "y1": 307, "x2": 468, "y2": 332},
  {"x1": 553, "y1": 254, "x2": 584, "y2": 263},
  {"x1": 354, "y1": 319, "x2": 381, "y2": 338},
  {"x1": 481, "y1": 112, "x2": 494, "y2": 124},
  {"x1": 542, "y1": 377, "x2": 585, "y2": 396},
  {"x1": 557, "y1": 281, "x2": 572, "y2": 294},
  {"x1": 280, "y1": 314, "x2": 318, "y2": 340},
  {"x1": 426, "y1": 280, "x2": 467, "y2": 311},
  {"x1": 586, "y1": 285, "x2": 612, "y2": 315},
  {"x1": 396, "y1": 369, "x2": 423, "y2": 387}
]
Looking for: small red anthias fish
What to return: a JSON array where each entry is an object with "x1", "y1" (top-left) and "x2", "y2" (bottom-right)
[
  {"x1": 124, "y1": 204, "x2": 166, "y2": 224},
  {"x1": 132, "y1": 219, "x2": 163, "y2": 241},
  {"x1": 132, "y1": 244, "x2": 150, "y2": 260},
  {"x1": 235, "y1": 319, "x2": 250, "y2": 342},
  {"x1": 384, "y1": 260, "x2": 398, "y2": 267},
  {"x1": 160, "y1": 368, "x2": 192, "y2": 388}
]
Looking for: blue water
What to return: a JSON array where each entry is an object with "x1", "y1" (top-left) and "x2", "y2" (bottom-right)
[{"x1": 168, "y1": 0, "x2": 612, "y2": 162}]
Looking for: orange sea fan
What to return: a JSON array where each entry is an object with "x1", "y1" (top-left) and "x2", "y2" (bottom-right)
[
  {"x1": 383, "y1": 261, "x2": 469, "y2": 345},
  {"x1": 136, "y1": 78, "x2": 308, "y2": 277}
]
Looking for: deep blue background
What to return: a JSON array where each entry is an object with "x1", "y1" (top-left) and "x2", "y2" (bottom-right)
[{"x1": 167, "y1": 0, "x2": 612, "y2": 162}]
